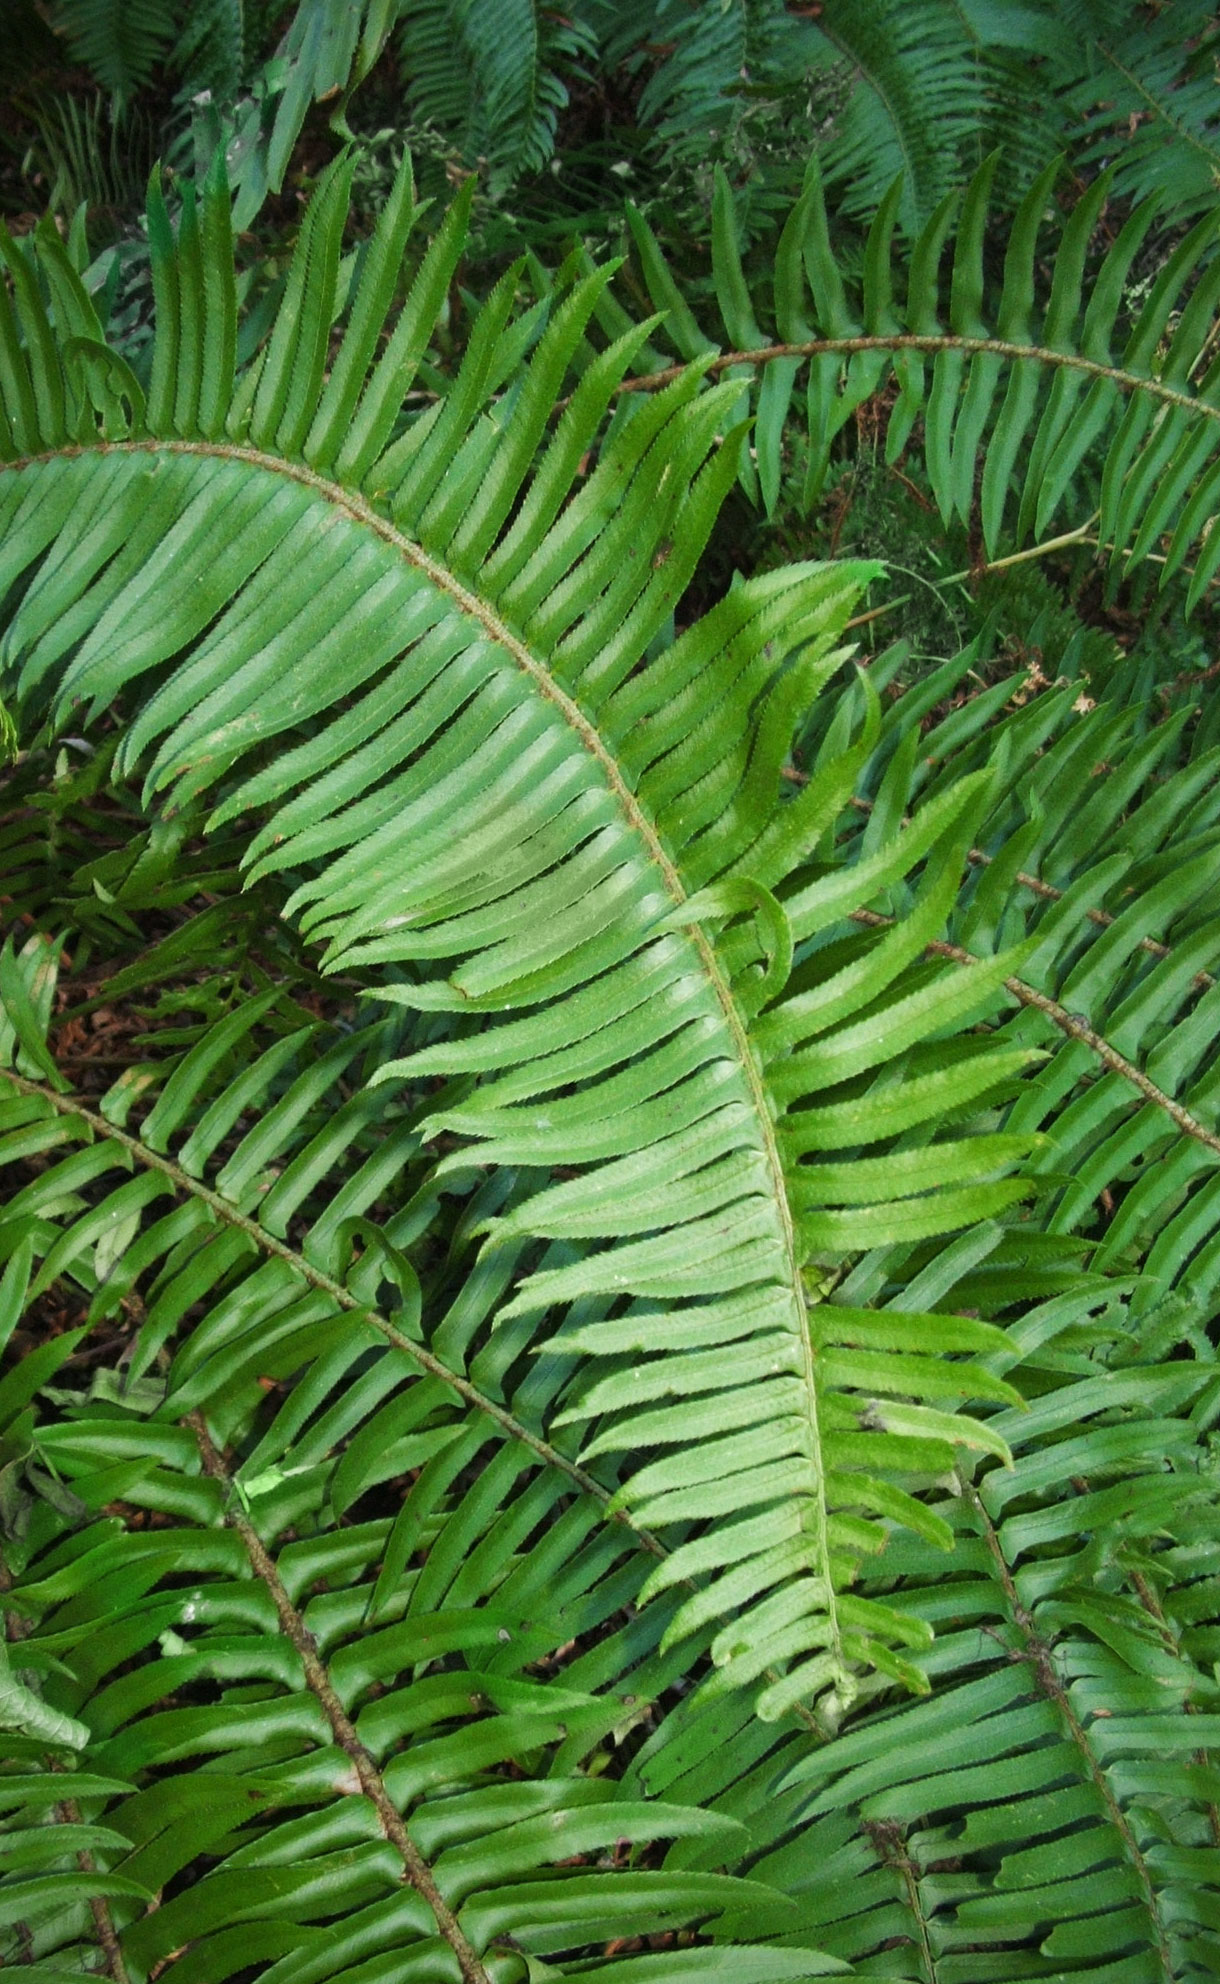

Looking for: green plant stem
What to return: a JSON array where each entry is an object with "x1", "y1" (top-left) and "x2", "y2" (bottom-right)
[
  {"x1": 940, "y1": 518, "x2": 1100, "y2": 586},
  {"x1": 188, "y1": 1413, "x2": 493, "y2": 1984}
]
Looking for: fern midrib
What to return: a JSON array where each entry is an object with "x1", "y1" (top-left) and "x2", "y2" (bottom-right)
[
  {"x1": 610, "y1": 336, "x2": 1220, "y2": 422},
  {"x1": 964, "y1": 1475, "x2": 1175, "y2": 1981},
  {"x1": 187, "y1": 1410, "x2": 493, "y2": 1984},
  {"x1": 1093, "y1": 37, "x2": 1220, "y2": 169},
  {"x1": 849, "y1": 907, "x2": 1220, "y2": 1157},
  {"x1": 863, "y1": 1817, "x2": 938, "y2": 1984},
  {"x1": 8, "y1": 433, "x2": 844, "y2": 1683},
  {"x1": 0, "y1": 1064, "x2": 645, "y2": 1527},
  {"x1": 811, "y1": 17, "x2": 929, "y2": 192}
]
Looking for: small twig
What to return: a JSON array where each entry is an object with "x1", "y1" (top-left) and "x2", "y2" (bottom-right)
[
  {"x1": 843, "y1": 594, "x2": 911, "y2": 633},
  {"x1": 939, "y1": 518, "x2": 1100, "y2": 587}
]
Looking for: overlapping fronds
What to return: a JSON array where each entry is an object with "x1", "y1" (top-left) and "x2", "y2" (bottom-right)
[
  {"x1": 1, "y1": 939, "x2": 857, "y2": 1982},
  {"x1": 6, "y1": 128, "x2": 1220, "y2": 1977},
  {"x1": 0, "y1": 138, "x2": 1039, "y2": 1715},
  {"x1": 621, "y1": 152, "x2": 1220, "y2": 604},
  {"x1": 632, "y1": 627, "x2": 1220, "y2": 1978},
  {"x1": 797, "y1": 0, "x2": 985, "y2": 227},
  {"x1": 0, "y1": 149, "x2": 1072, "y2": 1974},
  {"x1": 622, "y1": 0, "x2": 821, "y2": 168}
]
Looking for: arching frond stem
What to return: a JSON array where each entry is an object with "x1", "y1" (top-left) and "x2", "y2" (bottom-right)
[
  {"x1": 1, "y1": 432, "x2": 850, "y2": 1695},
  {"x1": 612, "y1": 337, "x2": 1220, "y2": 427}
]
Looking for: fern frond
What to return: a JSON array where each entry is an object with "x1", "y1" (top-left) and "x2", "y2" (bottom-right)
[
  {"x1": 1058, "y1": 0, "x2": 1220, "y2": 226},
  {"x1": 0, "y1": 150, "x2": 1038, "y2": 1758},
  {"x1": 649, "y1": 627, "x2": 1220, "y2": 1974},
  {"x1": 398, "y1": 0, "x2": 597, "y2": 194},
  {"x1": 221, "y1": 0, "x2": 400, "y2": 230},
  {"x1": 172, "y1": 0, "x2": 245, "y2": 99},
  {"x1": 51, "y1": 0, "x2": 177, "y2": 101},
  {"x1": 626, "y1": 0, "x2": 820, "y2": 167},
  {"x1": 622, "y1": 153, "x2": 1220, "y2": 602},
  {"x1": 807, "y1": 0, "x2": 985, "y2": 228}
]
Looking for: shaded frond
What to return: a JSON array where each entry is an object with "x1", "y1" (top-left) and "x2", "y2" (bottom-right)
[
  {"x1": 51, "y1": 0, "x2": 177, "y2": 101},
  {"x1": 1059, "y1": 0, "x2": 1220, "y2": 226},
  {"x1": 398, "y1": 0, "x2": 597, "y2": 194}
]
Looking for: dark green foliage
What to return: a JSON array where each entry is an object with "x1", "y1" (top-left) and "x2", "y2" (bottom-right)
[
  {"x1": 2, "y1": 21, "x2": 1220, "y2": 1978},
  {"x1": 51, "y1": 0, "x2": 178, "y2": 102},
  {"x1": 1057, "y1": 0, "x2": 1220, "y2": 222},
  {"x1": 397, "y1": 0, "x2": 596, "y2": 196}
]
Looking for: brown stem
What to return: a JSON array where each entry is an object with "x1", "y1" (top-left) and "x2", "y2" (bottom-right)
[
  {"x1": 56, "y1": 1790, "x2": 129, "y2": 1984},
  {"x1": 863, "y1": 1818, "x2": 937, "y2": 1983},
  {"x1": 187, "y1": 1414, "x2": 492, "y2": 1984},
  {"x1": 848, "y1": 909, "x2": 1220, "y2": 1156},
  {"x1": 610, "y1": 334, "x2": 1220, "y2": 432},
  {"x1": 830, "y1": 795, "x2": 1214, "y2": 992},
  {"x1": 963, "y1": 1481, "x2": 1175, "y2": 1982},
  {"x1": 771, "y1": 784, "x2": 1217, "y2": 995},
  {"x1": 960, "y1": 845, "x2": 1214, "y2": 990}
]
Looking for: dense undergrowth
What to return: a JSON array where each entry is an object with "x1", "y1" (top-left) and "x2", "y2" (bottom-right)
[{"x1": 2, "y1": 6, "x2": 1220, "y2": 1982}]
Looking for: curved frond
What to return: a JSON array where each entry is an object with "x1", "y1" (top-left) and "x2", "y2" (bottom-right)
[
  {"x1": 621, "y1": 153, "x2": 1220, "y2": 604},
  {"x1": 0, "y1": 143, "x2": 1037, "y2": 1832}
]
